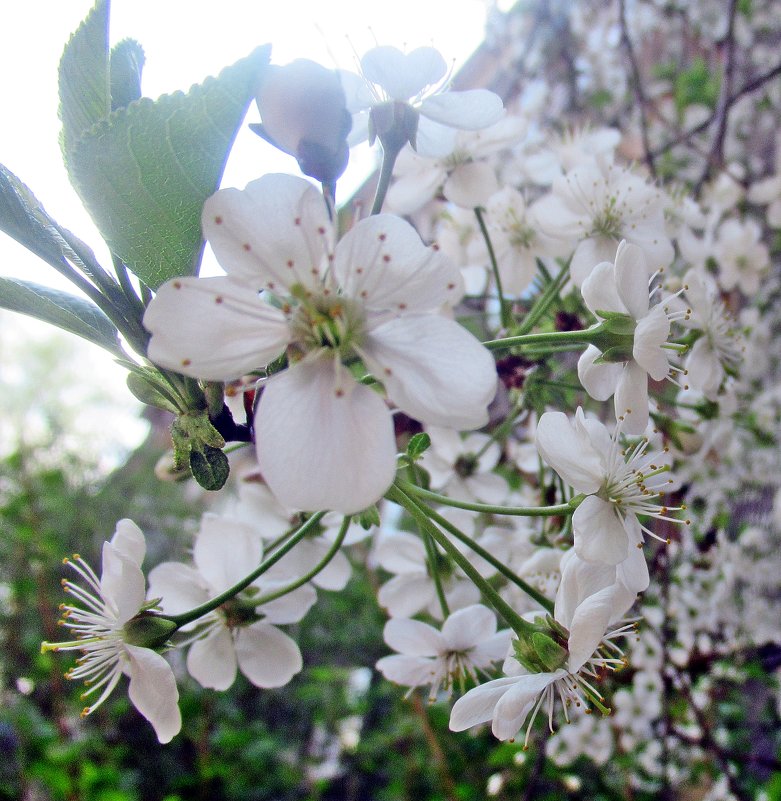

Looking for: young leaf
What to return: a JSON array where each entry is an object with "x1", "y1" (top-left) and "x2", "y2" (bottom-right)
[
  {"x1": 0, "y1": 277, "x2": 123, "y2": 356},
  {"x1": 190, "y1": 446, "x2": 230, "y2": 491},
  {"x1": 110, "y1": 38, "x2": 145, "y2": 110},
  {"x1": 68, "y1": 45, "x2": 270, "y2": 289},
  {"x1": 58, "y1": 0, "x2": 110, "y2": 159}
]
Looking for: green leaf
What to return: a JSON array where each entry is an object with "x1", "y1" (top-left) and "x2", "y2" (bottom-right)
[
  {"x1": 68, "y1": 45, "x2": 270, "y2": 289},
  {"x1": 58, "y1": 0, "x2": 110, "y2": 159},
  {"x1": 110, "y1": 38, "x2": 145, "y2": 110},
  {"x1": 189, "y1": 446, "x2": 230, "y2": 491},
  {"x1": 0, "y1": 277, "x2": 123, "y2": 356},
  {"x1": 406, "y1": 432, "x2": 431, "y2": 460},
  {"x1": 0, "y1": 163, "x2": 69, "y2": 265}
]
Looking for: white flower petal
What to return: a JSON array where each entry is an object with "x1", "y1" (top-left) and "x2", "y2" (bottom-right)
[
  {"x1": 384, "y1": 617, "x2": 445, "y2": 656},
  {"x1": 258, "y1": 583, "x2": 317, "y2": 625},
  {"x1": 492, "y1": 672, "x2": 561, "y2": 740},
  {"x1": 125, "y1": 644, "x2": 181, "y2": 744},
  {"x1": 256, "y1": 359, "x2": 397, "y2": 514},
  {"x1": 144, "y1": 276, "x2": 289, "y2": 381},
  {"x1": 534, "y1": 411, "x2": 603, "y2": 494},
  {"x1": 570, "y1": 237, "x2": 618, "y2": 286},
  {"x1": 573, "y1": 496, "x2": 629, "y2": 565},
  {"x1": 111, "y1": 520, "x2": 146, "y2": 567},
  {"x1": 614, "y1": 362, "x2": 649, "y2": 434},
  {"x1": 187, "y1": 626, "x2": 238, "y2": 691},
  {"x1": 235, "y1": 622, "x2": 303, "y2": 688},
  {"x1": 378, "y1": 574, "x2": 433, "y2": 618},
  {"x1": 147, "y1": 562, "x2": 209, "y2": 618},
  {"x1": 194, "y1": 514, "x2": 263, "y2": 594},
  {"x1": 100, "y1": 542, "x2": 146, "y2": 624},
  {"x1": 202, "y1": 174, "x2": 331, "y2": 291},
  {"x1": 633, "y1": 306, "x2": 670, "y2": 380},
  {"x1": 334, "y1": 214, "x2": 460, "y2": 313},
  {"x1": 566, "y1": 585, "x2": 615, "y2": 672},
  {"x1": 614, "y1": 241, "x2": 650, "y2": 320},
  {"x1": 363, "y1": 315, "x2": 496, "y2": 430},
  {"x1": 554, "y1": 550, "x2": 616, "y2": 631},
  {"x1": 443, "y1": 162, "x2": 499, "y2": 209},
  {"x1": 441, "y1": 604, "x2": 497, "y2": 651},
  {"x1": 577, "y1": 345, "x2": 623, "y2": 402},
  {"x1": 449, "y1": 676, "x2": 521, "y2": 731},
  {"x1": 361, "y1": 46, "x2": 446, "y2": 101},
  {"x1": 376, "y1": 654, "x2": 435, "y2": 687},
  {"x1": 581, "y1": 261, "x2": 626, "y2": 316},
  {"x1": 419, "y1": 90, "x2": 504, "y2": 130}
]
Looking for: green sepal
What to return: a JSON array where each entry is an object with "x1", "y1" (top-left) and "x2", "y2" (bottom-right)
[
  {"x1": 123, "y1": 612, "x2": 178, "y2": 649},
  {"x1": 531, "y1": 631, "x2": 568, "y2": 672},
  {"x1": 356, "y1": 505, "x2": 381, "y2": 530},
  {"x1": 593, "y1": 345, "x2": 635, "y2": 364},
  {"x1": 189, "y1": 446, "x2": 230, "y2": 491}
]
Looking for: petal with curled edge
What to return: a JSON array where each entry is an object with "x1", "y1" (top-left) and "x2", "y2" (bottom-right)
[{"x1": 126, "y1": 644, "x2": 181, "y2": 744}]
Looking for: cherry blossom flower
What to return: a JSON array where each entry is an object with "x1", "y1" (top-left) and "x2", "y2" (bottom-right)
[
  {"x1": 144, "y1": 174, "x2": 497, "y2": 514},
  {"x1": 385, "y1": 116, "x2": 526, "y2": 214},
  {"x1": 713, "y1": 218, "x2": 770, "y2": 295},
  {"x1": 418, "y1": 426, "x2": 509, "y2": 505},
  {"x1": 41, "y1": 520, "x2": 181, "y2": 744},
  {"x1": 531, "y1": 157, "x2": 673, "y2": 285},
  {"x1": 376, "y1": 605, "x2": 510, "y2": 700},
  {"x1": 147, "y1": 513, "x2": 314, "y2": 691},
  {"x1": 681, "y1": 269, "x2": 743, "y2": 399},
  {"x1": 535, "y1": 408, "x2": 683, "y2": 569},
  {"x1": 450, "y1": 571, "x2": 633, "y2": 744},
  {"x1": 577, "y1": 240, "x2": 681, "y2": 434},
  {"x1": 339, "y1": 45, "x2": 504, "y2": 156}
]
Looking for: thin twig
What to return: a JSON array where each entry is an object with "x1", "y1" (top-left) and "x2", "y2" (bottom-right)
[{"x1": 618, "y1": 0, "x2": 656, "y2": 177}]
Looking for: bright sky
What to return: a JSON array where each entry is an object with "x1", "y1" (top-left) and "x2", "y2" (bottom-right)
[{"x1": 0, "y1": 1, "x2": 489, "y2": 462}]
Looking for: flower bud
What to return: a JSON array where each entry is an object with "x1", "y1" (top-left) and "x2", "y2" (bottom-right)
[{"x1": 252, "y1": 59, "x2": 352, "y2": 184}]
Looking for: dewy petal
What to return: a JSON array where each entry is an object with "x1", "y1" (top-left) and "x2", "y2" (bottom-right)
[
  {"x1": 443, "y1": 162, "x2": 499, "y2": 209},
  {"x1": 362, "y1": 315, "x2": 497, "y2": 430},
  {"x1": 361, "y1": 46, "x2": 446, "y2": 101},
  {"x1": 577, "y1": 345, "x2": 623, "y2": 402},
  {"x1": 256, "y1": 358, "x2": 397, "y2": 515},
  {"x1": 566, "y1": 585, "x2": 615, "y2": 672},
  {"x1": 111, "y1": 519, "x2": 146, "y2": 567},
  {"x1": 614, "y1": 362, "x2": 649, "y2": 434},
  {"x1": 580, "y1": 261, "x2": 626, "y2": 317},
  {"x1": 573, "y1": 496, "x2": 629, "y2": 565},
  {"x1": 492, "y1": 672, "x2": 561, "y2": 740},
  {"x1": 100, "y1": 542, "x2": 145, "y2": 624},
  {"x1": 334, "y1": 214, "x2": 461, "y2": 313},
  {"x1": 202, "y1": 174, "x2": 331, "y2": 291},
  {"x1": 125, "y1": 644, "x2": 181, "y2": 744},
  {"x1": 419, "y1": 90, "x2": 504, "y2": 130},
  {"x1": 194, "y1": 514, "x2": 263, "y2": 594},
  {"x1": 384, "y1": 617, "x2": 445, "y2": 657},
  {"x1": 187, "y1": 626, "x2": 238, "y2": 691},
  {"x1": 144, "y1": 276, "x2": 289, "y2": 381},
  {"x1": 614, "y1": 241, "x2": 650, "y2": 320},
  {"x1": 441, "y1": 604, "x2": 497, "y2": 651},
  {"x1": 449, "y1": 676, "x2": 523, "y2": 731},
  {"x1": 235, "y1": 621, "x2": 303, "y2": 688},
  {"x1": 534, "y1": 411, "x2": 603, "y2": 494}
]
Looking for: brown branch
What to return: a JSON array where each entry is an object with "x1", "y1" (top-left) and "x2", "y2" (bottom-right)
[
  {"x1": 696, "y1": 0, "x2": 740, "y2": 192},
  {"x1": 618, "y1": 0, "x2": 657, "y2": 177},
  {"x1": 410, "y1": 694, "x2": 459, "y2": 801},
  {"x1": 651, "y1": 61, "x2": 781, "y2": 160}
]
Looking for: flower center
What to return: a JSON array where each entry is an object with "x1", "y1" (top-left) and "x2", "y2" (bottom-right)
[{"x1": 288, "y1": 290, "x2": 366, "y2": 360}]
